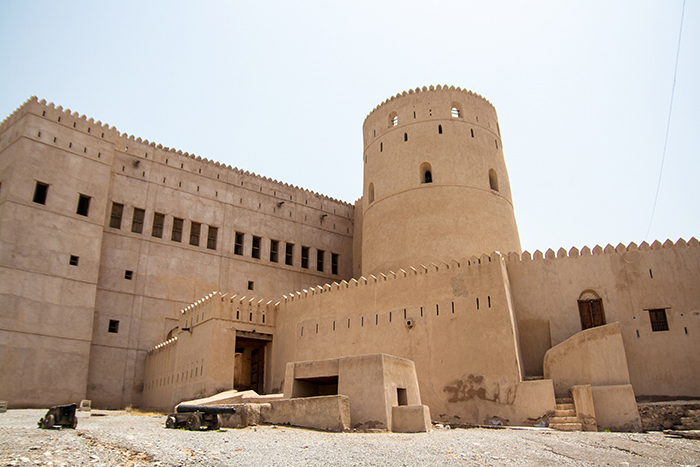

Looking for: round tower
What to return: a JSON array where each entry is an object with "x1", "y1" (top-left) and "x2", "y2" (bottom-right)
[{"x1": 360, "y1": 85, "x2": 521, "y2": 276}]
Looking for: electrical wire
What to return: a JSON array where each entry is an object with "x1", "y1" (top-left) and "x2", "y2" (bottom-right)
[{"x1": 645, "y1": 0, "x2": 686, "y2": 241}]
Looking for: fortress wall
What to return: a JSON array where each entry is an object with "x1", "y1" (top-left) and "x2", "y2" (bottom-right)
[
  {"x1": 507, "y1": 238, "x2": 700, "y2": 397},
  {"x1": 360, "y1": 86, "x2": 520, "y2": 276},
  {"x1": 271, "y1": 253, "x2": 552, "y2": 426}
]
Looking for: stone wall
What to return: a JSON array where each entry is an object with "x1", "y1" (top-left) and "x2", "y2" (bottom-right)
[{"x1": 638, "y1": 401, "x2": 700, "y2": 431}]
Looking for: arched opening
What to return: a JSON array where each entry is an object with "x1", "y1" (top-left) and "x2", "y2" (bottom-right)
[
  {"x1": 420, "y1": 163, "x2": 433, "y2": 184},
  {"x1": 389, "y1": 111, "x2": 398, "y2": 127},
  {"x1": 368, "y1": 183, "x2": 375, "y2": 203},
  {"x1": 488, "y1": 169, "x2": 499, "y2": 191},
  {"x1": 578, "y1": 290, "x2": 606, "y2": 330},
  {"x1": 451, "y1": 102, "x2": 461, "y2": 118}
]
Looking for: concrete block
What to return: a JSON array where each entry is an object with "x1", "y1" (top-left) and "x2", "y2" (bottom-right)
[
  {"x1": 262, "y1": 395, "x2": 350, "y2": 432},
  {"x1": 392, "y1": 405, "x2": 431, "y2": 433}
]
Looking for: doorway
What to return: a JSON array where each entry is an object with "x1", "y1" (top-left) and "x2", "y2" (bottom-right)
[{"x1": 234, "y1": 332, "x2": 271, "y2": 394}]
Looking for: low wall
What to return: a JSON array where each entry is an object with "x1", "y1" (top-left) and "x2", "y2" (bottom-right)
[
  {"x1": 262, "y1": 395, "x2": 351, "y2": 432},
  {"x1": 638, "y1": 401, "x2": 700, "y2": 431}
]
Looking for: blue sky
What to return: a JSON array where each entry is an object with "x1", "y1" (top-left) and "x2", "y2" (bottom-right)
[{"x1": 1, "y1": 0, "x2": 697, "y2": 253}]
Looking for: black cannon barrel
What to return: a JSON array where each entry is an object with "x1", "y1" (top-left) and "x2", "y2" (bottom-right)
[{"x1": 176, "y1": 404, "x2": 236, "y2": 415}]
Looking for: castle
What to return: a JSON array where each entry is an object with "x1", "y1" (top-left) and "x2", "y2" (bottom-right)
[{"x1": 1, "y1": 87, "x2": 698, "y2": 430}]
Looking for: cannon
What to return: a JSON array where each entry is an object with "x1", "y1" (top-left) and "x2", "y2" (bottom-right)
[
  {"x1": 164, "y1": 404, "x2": 236, "y2": 431},
  {"x1": 38, "y1": 404, "x2": 78, "y2": 429}
]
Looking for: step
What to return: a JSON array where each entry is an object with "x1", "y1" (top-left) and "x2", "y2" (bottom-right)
[
  {"x1": 550, "y1": 422, "x2": 583, "y2": 431},
  {"x1": 550, "y1": 416, "x2": 579, "y2": 424},
  {"x1": 556, "y1": 398, "x2": 573, "y2": 404},
  {"x1": 556, "y1": 403, "x2": 575, "y2": 411},
  {"x1": 555, "y1": 409, "x2": 576, "y2": 417}
]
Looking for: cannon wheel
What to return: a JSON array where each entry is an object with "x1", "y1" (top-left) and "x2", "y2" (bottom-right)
[
  {"x1": 186, "y1": 413, "x2": 201, "y2": 431},
  {"x1": 165, "y1": 415, "x2": 177, "y2": 429},
  {"x1": 210, "y1": 414, "x2": 221, "y2": 431},
  {"x1": 70, "y1": 418, "x2": 78, "y2": 429},
  {"x1": 43, "y1": 414, "x2": 55, "y2": 429}
]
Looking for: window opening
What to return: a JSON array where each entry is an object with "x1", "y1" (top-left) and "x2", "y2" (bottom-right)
[
  {"x1": 285, "y1": 243, "x2": 294, "y2": 265},
  {"x1": 69, "y1": 255, "x2": 79, "y2": 266},
  {"x1": 578, "y1": 291, "x2": 606, "y2": 330},
  {"x1": 420, "y1": 162, "x2": 433, "y2": 184},
  {"x1": 234, "y1": 232, "x2": 244, "y2": 255},
  {"x1": 108, "y1": 320, "x2": 120, "y2": 333},
  {"x1": 397, "y1": 388, "x2": 408, "y2": 406},
  {"x1": 389, "y1": 112, "x2": 398, "y2": 127},
  {"x1": 124, "y1": 270, "x2": 133, "y2": 280},
  {"x1": 470, "y1": 128, "x2": 474, "y2": 138},
  {"x1": 380, "y1": 142, "x2": 383, "y2": 152},
  {"x1": 76, "y1": 194, "x2": 91, "y2": 216},
  {"x1": 33, "y1": 182, "x2": 48, "y2": 205},
  {"x1": 189, "y1": 222, "x2": 201, "y2": 246},
  {"x1": 152, "y1": 213, "x2": 164, "y2": 238},
  {"x1": 489, "y1": 169, "x2": 499, "y2": 191},
  {"x1": 171, "y1": 218, "x2": 183, "y2": 242},
  {"x1": 301, "y1": 246, "x2": 309, "y2": 269},
  {"x1": 207, "y1": 226, "x2": 218, "y2": 250},
  {"x1": 110, "y1": 203, "x2": 124, "y2": 229},
  {"x1": 368, "y1": 183, "x2": 375, "y2": 203},
  {"x1": 495, "y1": 139, "x2": 498, "y2": 149},
  {"x1": 331, "y1": 253, "x2": 339, "y2": 275},
  {"x1": 451, "y1": 107, "x2": 460, "y2": 118},
  {"x1": 317, "y1": 250, "x2": 325, "y2": 272},
  {"x1": 270, "y1": 240, "x2": 279, "y2": 262},
  {"x1": 131, "y1": 208, "x2": 145, "y2": 234},
  {"x1": 438, "y1": 125, "x2": 442, "y2": 134},
  {"x1": 248, "y1": 281, "x2": 254, "y2": 291},
  {"x1": 252, "y1": 236, "x2": 261, "y2": 259},
  {"x1": 404, "y1": 133, "x2": 408, "y2": 142},
  {"x1": 649, "y1": 309, "x2": 669, "y2": 332},
  {"x1": 476, "y1": 298, "x2": 480, "y2": 310}
]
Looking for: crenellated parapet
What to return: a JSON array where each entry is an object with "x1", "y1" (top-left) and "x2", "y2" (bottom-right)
[
  {"x1": 179, "y1": 291, "x2": 278, "y2": 329},
  {"x1": 147, "y1": 336, "x2": 178, "y2": 354}
]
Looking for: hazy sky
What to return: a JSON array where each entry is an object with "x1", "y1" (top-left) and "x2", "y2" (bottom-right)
[{"x1": 1, "y1": 1, "x2": 697, "y2": 254}]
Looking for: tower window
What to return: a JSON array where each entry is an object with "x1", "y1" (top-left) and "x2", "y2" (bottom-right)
[
  {"x1": 470, "y1": 128, "x2": 474, "y2": 138},
  {"x1": 368, "y1": 182, "x2": 375, "y2": 203},
  {"x1": 404, "y1": 133, "x2": 408, "y2": 142},
  {"x1": 438, "y1": 125, "x2": 442, "y2": 134},
  {"x1": 649, "y1": 309, "x2": 669, "y2": 332},
  {"x1": 152, "y1": 213, "x2": 164, "y2": 238},
  {"x1": 110, "y1": 203, "x2": 124, "y2": 229},
  {"x1": 389, "y1": 112, "x2": 398, "y2": 127},
  {"x1": 489, "y1": 169, "x2": 499, "y2": 191},
  {"x1": 76, "y1": 195, "x2": 91, "y2": 216},
  {"x1": 317, "y1": 250, "x2": 325, "y2": 272},
  {"x1": 234, "y1": 232, "x2": 244, "y2": 255},
  {"x1": 495, "y1": 139, "x2": 499, "y2": 149},
  {"x1": 131, "y1": 208, "x2": 145, "y2": 234},
  {"x1": 207, "y1": 226, "x2": 218, "y2": 250},
  {"x1": 420, "y1": 163, "x2": 433, "y2": 184},
  {"x1": 380, "y1": 142, "x2": 383, "y2": 152},
  {"x1": 171, "y1": 218, "x2": 183, "y2": 242},
  {"x1": 33, "y1": 182, "x2": 49, "y2": 205},
  {"x1": 248, "y1": 281, "x2": 254, "y2": 291},
  {"x1": 270, "y1": 240, "x2": 279, "y2": 262},
  {"x1": 451, "y1": 107, "x2": 460, "y2": 118},
  {"x1": 301, "y1": 246, "x2": 310, "y2": 269},
  {"x1": 189, "y1": 222, "x2": 201, "y2": 246},
  {"x1": 285, "y1": 243, "x2": 294, "y2": 265},
  {"x1": 252, "y1": 236, "x2": 261, "y2": 259}
]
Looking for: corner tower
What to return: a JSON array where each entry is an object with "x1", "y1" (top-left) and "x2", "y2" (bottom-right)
[{"x1": 360, "y1": 85, "x2": 521, "y2": 276}]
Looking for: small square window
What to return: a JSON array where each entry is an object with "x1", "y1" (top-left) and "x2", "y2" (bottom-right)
[
  {"x1": 69, "y1": 255, "x2": 79, "y2": 266},
  {"x1": 33, "y1": 181, "x2": 48, "y2": 205},
  {"x1": 248, "y1": 281, "x2": 254, "y2": 290},
  {"x1": 76, "y1": 194, "x2": 91, "y2": 216},
  {"x1": 131, "y1": 208, "x2": 145, "y2": 234},
  {"x1": 124, "y1": 270, "x2": 133, "y2": 280},
  {"x1": 108, "y1": 319, "x2": 120, "y2": 333},
  {"x1": 649, "y1": 309, "x2": 669, "y2": 332}
]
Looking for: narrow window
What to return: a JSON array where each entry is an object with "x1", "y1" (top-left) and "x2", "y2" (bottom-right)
[
  {"x1": 451, "y1": 107, "x2": 460, "y2": 118},
  {"x1": 152, "y1": 213, "x2": 164, "y2": 238},
  {"x1": 110, "y1": 203, "x2": 124, "y2": 229},
  {"x1": 438, "y1": 124, "x2": 442, "y2": 134},
  {"x1": 234, "y1": 232, "x2": 244, "y2": 255},
  {"x1": 252, "y1": 236, "x2": 261, "y2": 259},
  {"x1": 404, "y1": 133, "x2": 408, "y2": 141},
  {"x1": 131, "y1": 208, "x2": 145, "y2": 234},
  {"x1": 69, "y1": 255, "x2": 79, "y2": 266},
  {"x1": 33, "y1": 182, "x2": 48, "y2": 205},
  {"x1": 389, "y1": 112, "x2": 398, "y2": 127},
  {"x1": 649, "y1": 309, "x2": 669, "y2": 332},
  {"x1": 331, "y1": 253, "x2": 339, "y2": 275},
  {"x1": 207, "y1": 226, "x2": 218, "y2": 250},
  {"x1": 420, "y1": 162, "x2": 433, "y2": 184},
  {"x1": 270, "y1": 240, "x2": 279, "y2": 262},
  {"x1": 368, "y1": 182, "x2": 375, "y2": 203},
  {"x1": 380, "y1": 142, "x2": 383, "y2": 152},
  {"x1": 476, "y1": 298, "x2": 480, "y2": 310},
  {"x1": 248, "y1": 281, "x2": 254, "y2": 291},
  {"x1": 489, "y1": 169, "x2": 499, "y2": 191},
  {"x1": 171, "y1": 218, "x2": 183, "y2": 242},
  {"x1": 301, "y1": 246, "x2": 309, "y2": 269},
  {"x1": 285, "y1": 243, "x2": 294, "y2": 265},
  {"x1": 108, "y1": 320, "x2": 120, "y2": 333},
  {"x1": 495, "y1": 139, "x2": 498, "y2": 149},
  {"x1": 124, "y1": 270, "x2": 133, "y2": 280},
  {"x1": 189, "y1": 222, "x2": 201, "y2": 246},
  {"x1": 317, "y1": 249, "x2": 325, "y2": 272},
  {"x1": 470, "y1": 128, "x2": 474, "y2": 138}
]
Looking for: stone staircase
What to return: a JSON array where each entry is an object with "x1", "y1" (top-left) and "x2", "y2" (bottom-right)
[{"x1": 549, "y1": 398, "x2": 582, "y2": 431}]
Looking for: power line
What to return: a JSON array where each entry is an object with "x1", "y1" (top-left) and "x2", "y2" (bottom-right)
[{"x1": 645, "y1": 0, "x2": 686, "y2": 241}]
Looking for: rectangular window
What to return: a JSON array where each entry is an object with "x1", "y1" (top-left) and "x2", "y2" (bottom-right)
[
  {"x1": 76, "y1": 194, "x2": 91, "y2": 216},
  {"x1": 33, "y1": 181, "x2": 48, "y2": 205},
  {"x1": 234, "y1": 232, "x2": 244, "y2": 255},
  {"x1": 124, "y1": 270, "x2": 133, "y2": 280},
  {"x1": 109, "y1": 202, "x2": 124, "y2": 229},
  {"x1": 207, "y1": 226, "x2": 218, "y2": 250},
  {"x1": 332, "y1": 253, "x2": 339, "y2": 275},
  {"x1": 131, "y1": 208, "x2": 145, "y2": 234},
  {"x1": 248, "y1": 281, "x2": 254, "y2": 290},
  {"x1": 252, "y1": 236, "x2": 261, "y2": 259},
  {"x1": 171, "y1": 217, "x2": 183, "y2": 242},
  {"x1": 649, "y1": 309, "x2": 670, "y2": 332},
  {"x1": 301, "y1": 246, "x2": 309, "y2": 269},
  {"x1": 108, "y1": 319, "x2": 120, "y2": 333},
  {"x1": 270, "y1": 240, "x2": 279, "y2": 262},
  {"x1": 317, "y1": 249, "x2": 325, "y2": 272},
  {"x1": 189, "y1": 222, "x2": 201, "y2": 246},
  {"x1": 152, "y1": 212, "x2": 164, "y2": 238},
  {"x1": 69, "y1": 255, "x2": 79, "y2": 266},
  {"x1": 285, "y1": 243, "x2": 294, "y2": 266}
]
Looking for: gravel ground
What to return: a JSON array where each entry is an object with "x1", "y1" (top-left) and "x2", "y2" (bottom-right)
[{"x1": 1, "y1": 409, "x2": 699, "y2": 466}]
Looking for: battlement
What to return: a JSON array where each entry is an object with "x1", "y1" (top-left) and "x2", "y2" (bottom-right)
[
  {"x1": 147, "y1": 336, "x2": 178, "y2": 354},
  {"x1": 363, "y1": 84, "x2": 495, "y2": 125}
]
